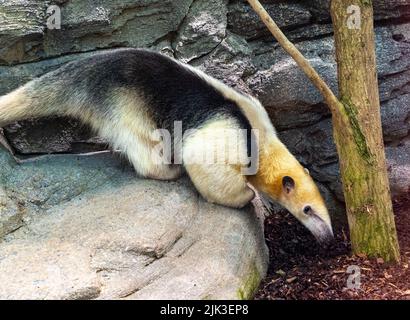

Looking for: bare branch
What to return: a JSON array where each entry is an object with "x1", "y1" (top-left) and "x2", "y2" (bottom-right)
[{"x1": 246, "y1": 0, "x2": 344, "y2": 115}]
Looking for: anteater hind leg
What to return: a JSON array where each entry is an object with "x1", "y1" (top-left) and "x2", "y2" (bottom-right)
[
  {"x1": 98, "y1": 123, "x2": 182, "y2": 181},
  {"x1": 125, "y1": 137, "x2": 183, "y2": 181},
  {"x1": 96, "y1": 92, "x2": 183, "y2": 181}
]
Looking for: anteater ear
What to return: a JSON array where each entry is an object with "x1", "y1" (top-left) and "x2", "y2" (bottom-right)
[{"x1": 282, "y1": 176, "x2": 295, "y2": 194}]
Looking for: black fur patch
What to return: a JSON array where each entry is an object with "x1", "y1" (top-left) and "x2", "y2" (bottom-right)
[{"x1": 33, "y1": 49, "x2": 254, "y2": 157}]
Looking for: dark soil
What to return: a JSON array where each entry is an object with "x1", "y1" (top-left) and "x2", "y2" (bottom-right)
[{"x1": 254, "y1": 193, "x2": 410, "y2": 300}]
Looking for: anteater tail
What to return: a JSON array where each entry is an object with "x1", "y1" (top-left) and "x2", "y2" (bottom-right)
[
  {"x1": 0, "y1": 86, "x2": 34, "y2": 127},
  {"x1": 0, "y1": 78, "x2": 66, "y2": 127}
]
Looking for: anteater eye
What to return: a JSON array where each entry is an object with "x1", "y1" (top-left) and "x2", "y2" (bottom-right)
[{"x1": 303, "y1": 206, "x2": 312, "y2": 215}]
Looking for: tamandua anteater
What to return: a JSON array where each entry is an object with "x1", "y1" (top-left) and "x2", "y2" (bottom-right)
[{"x1": 0, "y1": 48, "x2": 333, "y2": 244}]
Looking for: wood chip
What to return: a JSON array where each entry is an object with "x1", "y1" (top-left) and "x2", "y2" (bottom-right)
[
  {"x1": 286, "y1": 277, "x2": 297, "y2": 284},
  {"x1": 275, "y1": 269, "x2": 286, "y2": 277},
  {"x1": 388, "y1": 283, "x2": 399, "y2": 289},
  {"x1": 333, "y1": 270, "x2": 346, "y2": 274},
  {"x1": 402, "y1": 290, "x2": 410, "y2": 296},
  {"x1": 254, "y1": 195, "x2": 410, "y2": 300}
]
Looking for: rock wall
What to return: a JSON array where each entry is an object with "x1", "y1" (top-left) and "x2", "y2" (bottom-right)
[{"x1": 1, "y1": 0, "x2": 409, "y2": 220}]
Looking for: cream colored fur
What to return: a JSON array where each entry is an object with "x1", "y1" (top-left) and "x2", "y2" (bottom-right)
[
  {"x1": 0, "y1": 87, "x2": 32, "y2": 127},
  {"x1": 183, "y1": 118, "x2": 254, "y2": 208},
  {"x1": 86, "y1": 89, "x2": 183, "y2": 180}
]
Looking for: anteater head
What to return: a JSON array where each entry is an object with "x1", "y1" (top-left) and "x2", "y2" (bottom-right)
[{"x1": 249, "y1": 138, "x2": 334, "y2": 246}]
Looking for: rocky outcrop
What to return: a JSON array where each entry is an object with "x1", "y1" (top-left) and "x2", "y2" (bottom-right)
[
  {"x1": 0, "y1": 0, "x2": 195, "y2": 64},
  {"x1": 175, "y1": 0, "x2": 228, "y2": 62},
  {"x1": 0, "y1": 149, "x2": 268, "y2": 299}
]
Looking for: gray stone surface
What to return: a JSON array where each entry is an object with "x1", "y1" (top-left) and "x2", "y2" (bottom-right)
[
  {"x1": 0, "y1": 150, "x2": 23, "y2": 238},
  {"x1": 0, "y1": 0, "x2": 194, "y2": 64},
  {"x1": 0, "y1": 185, "x2": 23, "y2": 239},
  {"x1": 386, "y1": 145, "x2": 410, "y2": 196},
  {"x1": 0, "y1": 0, "x2": 50, "y2": 65},
  {"x1": 247, "y1": 57, "x2": 337, "y2": 129},
  {"x1": 303, "y1": 0, "x2": 410, "y2": 22},
  {"x1": 0, "y1": 148, "x2": 268, "y2": 300},
  {"x1": 175, "y1": 0, "x2": 228, "y2": 63},
  {"x1": 227, "y1": 1, "x2": 312, "y2": 40},
  {"x1": 381, "y1": 94, "x2": 410, "y2": 143},
  {"x1": 3, "y1": 117, "x2": 107, "y2": 154}
]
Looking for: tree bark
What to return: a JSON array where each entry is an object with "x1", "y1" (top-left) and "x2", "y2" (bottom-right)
[
  {"x1": 247, "y1": 0, "x2": 400, "y2": 262},
  {"x1": 330, "y1": 0, "x2": 400, "y2": 262}
]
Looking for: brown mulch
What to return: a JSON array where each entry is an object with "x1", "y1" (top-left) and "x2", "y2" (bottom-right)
[{"x1": 254, "y1": 193, "x2": 410, "y2": 300}]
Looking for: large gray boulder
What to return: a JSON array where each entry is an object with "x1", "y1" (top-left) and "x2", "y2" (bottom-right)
[{"x1": 0, "y1": 149, "x2": 268, "y2": 299}]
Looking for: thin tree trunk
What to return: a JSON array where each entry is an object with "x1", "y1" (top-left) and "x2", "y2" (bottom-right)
[
  {"x1": 247, "y1": 0, "x2": 400, "y2": 262},
  {"x1": 330, "y1": 0, "x2": 400, "y2": 262}
]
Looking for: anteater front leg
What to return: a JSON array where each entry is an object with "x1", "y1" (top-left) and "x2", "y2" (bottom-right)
[
  {"x1": 124, "y1": 137, "x2": 183, "y2": 181},
  {"x1": 184, "y1": 162, "x2": 254, "y2": 208},
  {"x1": 182, "y1": 121, "x2": 255, "y2": 208}
]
